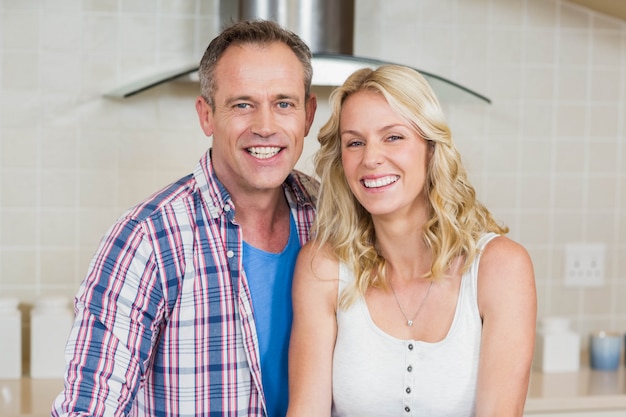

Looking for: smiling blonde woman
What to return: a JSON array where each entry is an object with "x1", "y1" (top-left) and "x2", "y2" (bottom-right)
[{"x1": 287, "y1": 65, "x2": 536, "y2": 417}]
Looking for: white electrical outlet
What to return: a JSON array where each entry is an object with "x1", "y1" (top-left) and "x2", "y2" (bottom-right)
[{"x1": 564, "y1": 243, "x2": 605, "y2": 287}]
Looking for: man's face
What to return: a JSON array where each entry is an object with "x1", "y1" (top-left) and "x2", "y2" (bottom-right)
[{"x1": 196, "y1": 42, "x2": 316, "y2": 197}]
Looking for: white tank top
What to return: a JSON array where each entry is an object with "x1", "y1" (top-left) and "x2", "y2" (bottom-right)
[{"x1": 331, "y1": 233, "x2": 498, "y2": 417}]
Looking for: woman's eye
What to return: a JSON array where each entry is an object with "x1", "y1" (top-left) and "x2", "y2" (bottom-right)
[
  {"x1": 387, "y1": 135, "x2": 402, "y2": 142},
  {"x1": 345, "y1": 140, "x2": 364, "y2": 147}
]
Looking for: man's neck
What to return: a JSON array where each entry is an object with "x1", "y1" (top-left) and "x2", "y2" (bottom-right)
[{"x1": 233, "y1": 189, "x2": 291, "y2": 253}]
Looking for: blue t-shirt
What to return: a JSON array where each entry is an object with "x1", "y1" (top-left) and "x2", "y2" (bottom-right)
[{"x1": 243, "y1": 215, "x2": 300, "y2": 417}]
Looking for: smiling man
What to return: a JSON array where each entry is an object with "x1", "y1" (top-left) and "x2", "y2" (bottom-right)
[{"x1": 53, "y1": 20, "x2": 318, "y2": 417}]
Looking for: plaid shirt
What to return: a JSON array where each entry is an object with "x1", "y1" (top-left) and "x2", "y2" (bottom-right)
[{"x1": 52, "y1": 150, "x2": 318, "y2": 417}]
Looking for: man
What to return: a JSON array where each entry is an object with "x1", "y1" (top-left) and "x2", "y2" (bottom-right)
[{"x1": 52, "y1": 20, "x2": 317, "y2": 417}]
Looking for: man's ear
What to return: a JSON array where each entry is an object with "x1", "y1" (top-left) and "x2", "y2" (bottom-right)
[
  {"x1": 195, "y1": 96, "x2": 214, "y2": 137},
  {"x1": 303, "y1": 93, "x2": 317, "y2": 137}
]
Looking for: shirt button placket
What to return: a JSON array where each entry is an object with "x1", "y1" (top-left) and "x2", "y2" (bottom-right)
[
  {"x1": 224, "y1": 202, "x2": 237, "y2": 262},
  {"x1": 403, "y1": 341, "x2": 416, "y2": 416}
]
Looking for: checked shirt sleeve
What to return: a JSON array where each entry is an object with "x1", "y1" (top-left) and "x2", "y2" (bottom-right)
[{"x1": 52, "y1": 217, "x2": 167, "y2": 417}]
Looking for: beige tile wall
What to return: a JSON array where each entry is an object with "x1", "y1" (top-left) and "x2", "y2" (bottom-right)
[
  {"x1": 322, "y1": 0, "x2": 626, "y2": 344},
  {"x1": 0, "y1": 0, "x2": 624, "y2": 355}
]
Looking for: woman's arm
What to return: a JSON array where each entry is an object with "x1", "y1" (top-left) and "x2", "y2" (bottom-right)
[
  {"x1": 286, "y1": 241, "x2": 340, "y2": 417},
  {"x1": 476, "y1": 236, "x2": 537, "y2": 417}
]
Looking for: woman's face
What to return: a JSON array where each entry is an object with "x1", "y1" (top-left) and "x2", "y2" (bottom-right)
[{"x1": 339, "y1": 91, "x2": 431, "y2": 220}]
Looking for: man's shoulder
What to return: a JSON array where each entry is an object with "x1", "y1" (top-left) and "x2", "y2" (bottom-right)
[
  {"x1": 287, "y1": 170, "x2": 319, "y2": 203},
  {"x1": 122, "y1": 174, "x2": 198, "y2": 224}
]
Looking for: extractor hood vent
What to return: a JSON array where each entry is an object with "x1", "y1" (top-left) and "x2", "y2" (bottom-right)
[{"x1": 104, "y1": 0, "x2": 490, "y2": 104}]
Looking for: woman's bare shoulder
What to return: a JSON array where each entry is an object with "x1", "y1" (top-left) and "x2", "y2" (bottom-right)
[
  {"x1": 296, "y1": 240, "x2": 340, "y2": 283},
  {"x1": 477, "y1": 235, "x2": 536, "y2": 311},
  {"x1": 479, "y1": 235, "x2": 533, "y2": 277}
]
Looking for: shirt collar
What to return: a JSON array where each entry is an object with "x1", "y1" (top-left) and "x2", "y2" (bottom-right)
[{"x1": 193, "y1": 149, "x2": 317, "y2": 219}]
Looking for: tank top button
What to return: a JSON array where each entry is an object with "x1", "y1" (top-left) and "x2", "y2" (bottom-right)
[
  {"x1": 408, "y1": 343, "x2": 413, "y2": 350},
  {"x1": 405, "y1": 406, "x2": 411, "y2": 412},
  {"x1": 406, "y1": 387, "x2": 411, "y2": 394},
  {"x1": 407, "y1": 365, "x2": 413, "y2": 372}
]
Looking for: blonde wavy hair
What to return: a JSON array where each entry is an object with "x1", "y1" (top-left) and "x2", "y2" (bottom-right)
[{"x1": 312, "y1": 65, "x2": 508, "y2": 307}]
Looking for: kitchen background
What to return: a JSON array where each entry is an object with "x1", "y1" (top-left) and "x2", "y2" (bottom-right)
[{"x1": 0, "y1": 0, "x2": 624, "y2": 371}]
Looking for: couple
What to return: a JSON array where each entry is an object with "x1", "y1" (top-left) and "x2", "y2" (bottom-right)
[{"x1": 52, "y1": 20, "x2": 536, "y2": 417}]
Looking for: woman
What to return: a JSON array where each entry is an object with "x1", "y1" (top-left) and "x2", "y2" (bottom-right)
[{"x1": 286, "y1": 65, "x2": 536, "y2": 417}]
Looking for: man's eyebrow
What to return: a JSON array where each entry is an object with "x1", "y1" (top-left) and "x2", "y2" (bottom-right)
[
  {"x1": 223, "y1": 95, "x2": 253, "y2": 106},
  {"x1": 275, "y1": 93, "x2": 301, "y2": 103},
  {"x1": 223, "y1": 94, "x2": 301, "y2": 106}
]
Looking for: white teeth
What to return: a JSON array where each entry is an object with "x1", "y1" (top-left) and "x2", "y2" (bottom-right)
[
  {"x1": 362, "y1": 176, "x2": 399, "y2": 188},
  {"x1": 247, "y1": 146, "x2": 281, "y2": 159}
]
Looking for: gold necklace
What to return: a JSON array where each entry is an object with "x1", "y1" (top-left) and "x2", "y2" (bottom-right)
[{"x1": 390, "y1": 279, "x2": 434, "y2": 327}]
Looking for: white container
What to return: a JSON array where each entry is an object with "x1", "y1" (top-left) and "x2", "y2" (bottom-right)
[
  {"x1": 534, "y1": 316, "x2": 581, "y2": 373},
  {"x1": 30, "y1": 297, "x2": 74, "y2": 378},
  {"x1": 0, "y1": 298, "x2": 22, "y2": 378}
]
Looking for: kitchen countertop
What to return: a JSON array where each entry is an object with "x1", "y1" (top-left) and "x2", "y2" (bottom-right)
[
  {"x1": 1, "y1": 366, "x2": 626, "y2": 416},
  {"x1": 0, "y1": 378, "x2": 63, "y2": 417},
  {"x1": 525, "y1": 365, "x2": 626, "y2": 413}
]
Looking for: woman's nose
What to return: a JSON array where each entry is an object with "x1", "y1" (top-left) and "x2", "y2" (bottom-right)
[{"x1": 362, "y1": 143, "x2": 384, "y2": 168}]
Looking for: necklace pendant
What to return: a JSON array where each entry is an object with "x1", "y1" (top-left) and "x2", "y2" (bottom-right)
[{"x1": 407, "y1": 320, "x2": 414, "y2": 327}]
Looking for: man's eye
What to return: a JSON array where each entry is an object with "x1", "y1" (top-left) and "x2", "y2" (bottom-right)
[
  {"x1": 235, "y1": 103, "x2": 250, "y2": 109},
  {"x1": 278, "y1": 102, "x2": 292, "y2": 109}
]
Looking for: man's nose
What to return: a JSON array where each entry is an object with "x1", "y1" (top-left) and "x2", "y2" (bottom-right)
[{"x1": 251, "y1": 105, "x2": 277, "y2": 138}]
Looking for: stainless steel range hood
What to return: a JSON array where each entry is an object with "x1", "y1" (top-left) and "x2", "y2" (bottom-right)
[{"x1": 104, "y1": 0, "x2": 490, "y2": 104}]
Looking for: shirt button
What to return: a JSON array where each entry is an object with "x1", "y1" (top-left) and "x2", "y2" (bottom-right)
[
  {"x1": 406, "y1": 387, "x2": 411, "y2": 394},
  {"x1": 404, "y1": 406, "x2": 410, "y2": 412},
  {"x1": 226, "y1": 250, "x2": 234, "y2": 258},
  {"x1": 407, "y1": 365, "x2": 412, "y2": 372},
  {"x1": 408, "y1": 343, "x2": 413, "y2": 350},
  {"x1": 224, "y1": 204, "x2": 231, "y2": 212}
]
